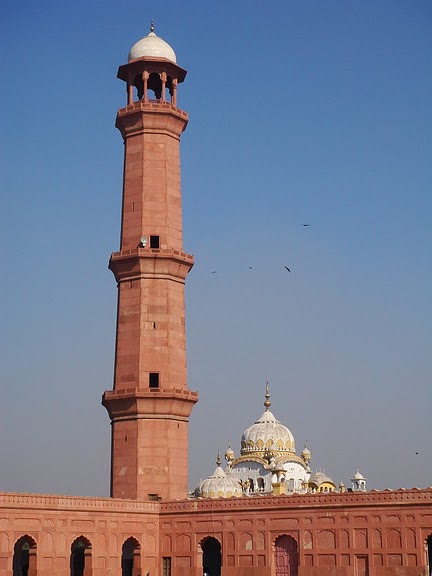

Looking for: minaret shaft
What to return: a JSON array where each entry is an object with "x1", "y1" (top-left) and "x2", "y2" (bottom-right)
[{"x1": 117, "y1": 103, "x2": 187, "y2": 252}]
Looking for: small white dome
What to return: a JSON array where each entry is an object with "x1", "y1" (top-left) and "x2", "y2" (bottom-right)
[
  {"x1": 199, "y1": 455, "x2": 242, "y2": 499},
  {"x1": 128, "y1": 25, "x2": 176, "y2": 63},
  {"x1": 309, "y1": 471, "x2": 335, "y2": 486},
  {"x1": 224, "y1": 441, "x2": 235, "y2": 461},
  {"x1": 353, "y1": 470, "x2": 365, "y2": 480}
]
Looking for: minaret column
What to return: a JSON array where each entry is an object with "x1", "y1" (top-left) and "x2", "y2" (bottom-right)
[{"x1": 102, "y1": 27, "x2": 198, "y2": 501}]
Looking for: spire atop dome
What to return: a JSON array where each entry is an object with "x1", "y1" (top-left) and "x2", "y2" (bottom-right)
[
  {"x1": 264, "y1": 382, "x2": 271, "y2": 410},
  {"x1": 216, "y1": 451, "x2": 221, "y2": 467},
  {"x1": 150, "y1": 19, "x2": 155, "y2": 33}
]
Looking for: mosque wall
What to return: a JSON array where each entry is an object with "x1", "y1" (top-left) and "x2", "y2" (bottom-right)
[
  {"x1": 160, "y1": 488, "x2": 432, "y2": 576},
  {"x1": 0, "y1": 493, "x2": 160, "y2": 576},
  {"x1": 1, "y1": 485, "x2": 431, "y2": 575}
]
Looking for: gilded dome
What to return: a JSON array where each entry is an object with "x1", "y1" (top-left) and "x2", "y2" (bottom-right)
[
  {"x1": 240, "y1": 385, "x2": 295, "y2": 457},
  {"x1": 198, "y1": 454, "x2": 242, "y2": 499},
  {"x1": 128, "y1": 23, "x2": 177, "y2": 63}
]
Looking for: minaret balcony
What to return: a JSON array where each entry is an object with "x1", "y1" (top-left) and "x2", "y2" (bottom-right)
[
  {"x1": 102, "y1": 387, "x2": 198, "y2": 421},
  {"x1": 109, "y1": 248, "x2": 194, "y2": 284}
]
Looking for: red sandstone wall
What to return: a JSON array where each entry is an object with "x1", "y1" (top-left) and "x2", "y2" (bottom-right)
[
  {"x1": 159, "y1": 489, "x2": 432, "y2": 576},
  {"x1": 1, "y1": 489, "x2": 431, "y2": 576},
  {"x1": 0, "y1": 493, "x2": 160, "y2": 576}
]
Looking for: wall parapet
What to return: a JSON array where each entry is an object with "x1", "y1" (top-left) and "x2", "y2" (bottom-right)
[
  {"x1": 0, "y1": 492, "x2": 160, "y2": 514},
  {"x1": 160, "y1": 487, "x2": 432, "y2": 514},
  {"x1": 2, "y1": 487, "x2": 431, "y2": 516}
]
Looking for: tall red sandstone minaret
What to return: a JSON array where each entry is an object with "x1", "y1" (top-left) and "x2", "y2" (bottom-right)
[{"x1": 102, "y1": 24, "x2": 198, "y2": 501}]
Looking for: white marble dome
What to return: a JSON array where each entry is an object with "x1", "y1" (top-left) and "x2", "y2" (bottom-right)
[
  {"x1": 241, "y1": 387, "x2": 295, "y2": 456},
  {"x1": 128, "y1": 25, "x2": 176, "y2": 63},
  {"x1": 198, "y1": 455, "x2": 242, "y2": 499}
]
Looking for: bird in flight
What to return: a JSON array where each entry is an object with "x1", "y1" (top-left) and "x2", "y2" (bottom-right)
[
  {"x1": 211, "y1": 271, "x2": 217, "y2": 274},
  {"x1": 284, "y1": 266, "x2": 291, "y2": 272},
  {"x1": 249, "y1": 266, "x2": 253, "y2": 270},
  {"x1": 302, "y1": 224, "x2": 310, "y2": 227}
]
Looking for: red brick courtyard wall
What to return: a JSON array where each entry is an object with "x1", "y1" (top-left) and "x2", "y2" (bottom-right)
[
  {"x1": 0, "y1": 493, "x2": 159, "y2": 576},
  {"x1": 1, "y1": 488, "x2": 431, "y2": 576},
  {"x1": 160, "y1": 488, "x2": 432, "y2": 576}
]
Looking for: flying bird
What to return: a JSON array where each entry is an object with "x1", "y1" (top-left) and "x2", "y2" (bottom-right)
[
  {"x1": 211, "y1": 271, "x2": 217, "y2": 274},
  {"x1": 284, "y1": 266, "x2": 291, "y2": 272},
  {"x1": 249, "y1": 266, "x2": 253, "y2": 269},
  {"x1": 302, "y1": 224, "x2": 310, "y2": 227}
]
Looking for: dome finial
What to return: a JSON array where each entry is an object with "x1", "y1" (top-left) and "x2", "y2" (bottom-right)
[
  {"x1": 264, "y1": 381, "x2": 271, "y2": 410},
  {"x1": 150, "y1": 19, "x2": 155, "y2": 33},
  {"x1": 216, "y1": 450, "x2": 221, "y2": 467}
]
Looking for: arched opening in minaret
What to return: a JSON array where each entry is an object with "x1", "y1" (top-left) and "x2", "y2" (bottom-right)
[
  {"x1": 274, "y1": 535, "x2": 298, "y2": 576},
  {"x1": 13, "y1": 535, "x2": 37, "y2": 576},
  {"x1": 201, "y1": 537, "x2": 221, "y2": 576},
  {"x1": 121, "y1": 537, "x2": 141, "y2": 576},
  {"x1": 148, "y1": 72, "x2": 162, "y2": 100},
  {"x1": 70, "y1": 536, "x2": 92, "y2": 576},
  {"x1": 166, "y1": 75, "x2": 174, "y2": 100},
  {"x1": 427, "y1": 534, "x2": 432, "y2": 576},
  {"x1": 133, "y1": 74, "x2": 144, "y2": 101}
]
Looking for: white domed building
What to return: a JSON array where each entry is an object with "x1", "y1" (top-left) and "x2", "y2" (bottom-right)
[
  {"x1": 192, "y1": 385, "x2": 352, "y2": 499},
  {"x1": 224, "y1": 385, "x2": 313, "y2": 495}
]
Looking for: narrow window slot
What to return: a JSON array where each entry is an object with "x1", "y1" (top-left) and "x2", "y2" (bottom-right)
[{"x1": 149, "y1": 372, "x2": 159, "y2": 388}]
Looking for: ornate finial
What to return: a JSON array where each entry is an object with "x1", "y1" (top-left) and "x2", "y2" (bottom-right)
[
  {"x1": 264, "y1": 381, "x2": 271, "y2": 410},
  {"x1": 216, "y1": 451, "x2": 221, "y2": 467},
  {"x1": 150, "y1": 19, "x2": 155, "y2": 33}
]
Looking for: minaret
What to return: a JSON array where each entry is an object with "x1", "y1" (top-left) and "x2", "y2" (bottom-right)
[{"x1": 102, "y1": 25, "x2": 198, "y2": 501}]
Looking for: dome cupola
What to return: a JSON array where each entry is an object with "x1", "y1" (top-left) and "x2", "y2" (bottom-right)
[
  {"x1": 117, "y1": 23, "x2": 187, "y2": 109},
  {"x1": 224, "y1": 441, "x2": 235, "y2": 469},
  {"x1": 301, "y1": 442, "x2": 311, "y2": 466},
  {"x1": 351, "y1": 470, "x2": 367, "y2": 492}
]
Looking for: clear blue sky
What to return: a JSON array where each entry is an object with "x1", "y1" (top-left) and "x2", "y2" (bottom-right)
[{"x1": 1, "y1": 0, "x2": 431, "y2": 496}]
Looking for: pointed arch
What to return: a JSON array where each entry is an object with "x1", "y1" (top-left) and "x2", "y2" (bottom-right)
[
  {"x1": 274, "y1": 534, "x2": 298, "y2": 576},
  {"x1": 426, "y1": 534, "x2": 432, "y2": 576},
  {"x1": 122, "y1": 537, "x2": 141, "y2": 576},
  {"x1": 200, "y1": 536, "x2": 221, "y2": 576},
  {"x1": 13, "y1": 535, "x2": 37, "y2": 576},
  {"x1": 148, "y1": 72, "x2": 162, "y2": 99},
  {"x1": 70, "y1": 536, "x2": 92, "y2": 576}
]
